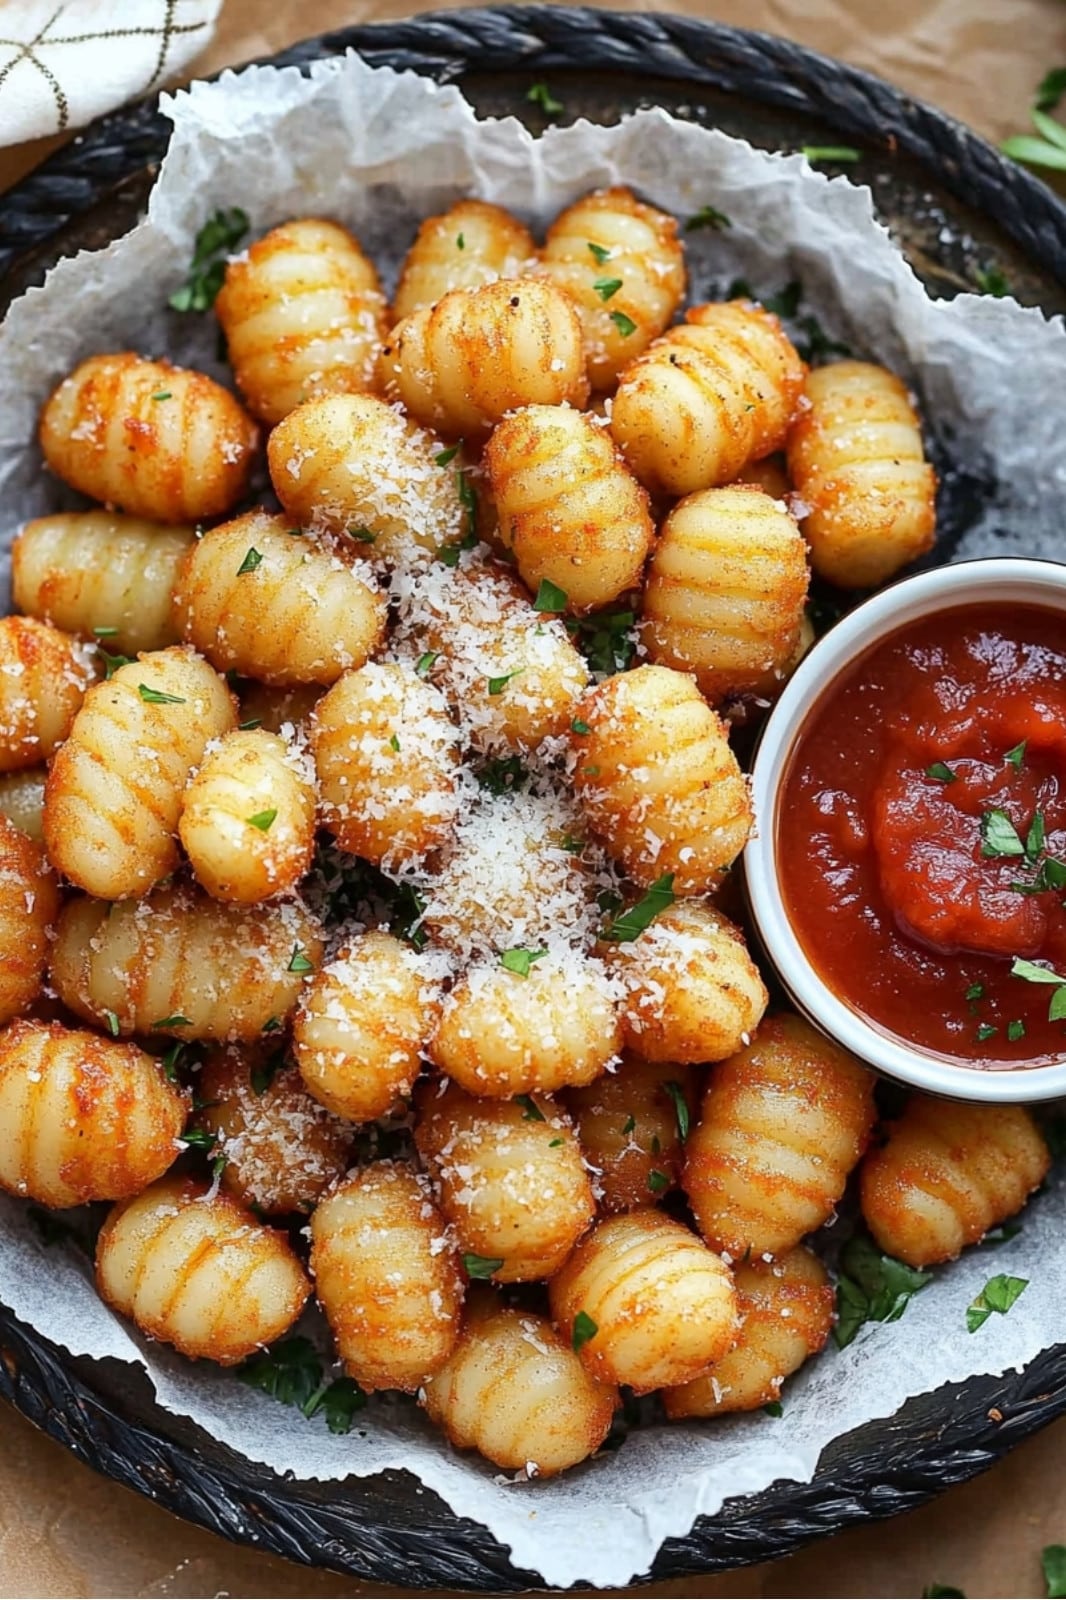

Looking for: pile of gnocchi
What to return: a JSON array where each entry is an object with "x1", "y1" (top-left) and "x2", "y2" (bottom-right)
[{"x1": 0, "y1": 186, "x2": 1049, "y2": 1480}]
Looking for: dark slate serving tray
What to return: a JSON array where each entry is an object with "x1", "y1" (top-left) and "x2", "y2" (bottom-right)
[{"x1": 2, "y1": 9, "x2": 1066, "y2": 1589}]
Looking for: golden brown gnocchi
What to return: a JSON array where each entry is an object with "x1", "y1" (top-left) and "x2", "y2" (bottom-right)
[
  {"x1": 484, "y1": 405, "x2": 655, "y2": 613},
  {"x1": 786, "y1": 359, "x2": 937, "y2": 588},
  {"x1": 421, "y1": 1289, "x2": 618, "y2": 1476},
  {"x1": 684, "y1": 1014, "x2": 877, "y2": 1258},
  {"x1": 198, "y1": 1045, "x2": 352, "y2": 1216},
  {"x1": 178, "y1": 728, "x2": 316, "y2": 904},
  {"x1": 538, "y1": 186, "x2": 685, "y2": 390},
  {"x1": 174, "y1": 511, "x2": 386, "y2": 687},
  {"x1": 0, "y1": 1019, "x2": 188, "y2": 1207},
  {"x1": 215, "y1": 217, "x2": 388, "y2": 425},
  {"x1": 393, "y1": 199, "x2": 536, "y2": 321},
  {"x1": 428, "y1": 949, "x2": 622, "y2": 1098},
  {"x1": 662, "y1": 1246, "x2": 835, "y2": 1418},
  {"x1": 0, "y1": 615, "x2": 94, "y2": 773},
  {"x1": 415, "y1": 1081, "x2": 594, "y2": 1282},
  {"x1": 310, "y1": 1162, "x2": 464, "y2": 1392},
  {"x1": 267, "y1": 393, "x2": 466, "y2": 559},
  {"x1": 0, "y1": 816, "x2": 58, "y2": 1025},
  {"x1": 310, "y1": 661, "x2": 459, "y2": 870},
  {"x1": 96, "y1": 1175, "x2": 310, "y2": 1364},
  {"x1": 641, "y1": 486, "x2": 810, "y2": 704},
  {"x1": 13, "y1": 511, "x2": 193, "y2": 656},
  {"x1": 43, "y1": 645, "x2": 236, "y2": 900},
  {"x1": 603, "y1": 898, "x2": 768, "y2": 1063},
  {"x1": 549, "y1": 1209, "x2": 738, "y2": 1393},
  {"x1": 860, "y1": 1097, "x2": 1049, "y2": 1268},
  {"x1": 292, "y1": 930, "x2": 442, "y2": 1122},
  {"x1": 377, "y1": 277, "x2": 588, "y2": 439},
  {"x1": 39, "y1": 353, "x2": 257, "y2": 523},
  {"x1": 610, "y1": 301, "x2": 805, "y2": 496},
  {"x1": 570, "y1": 664, "x2": 753, "y2": 892},
  {"x1": 0, "y1": 768, "x2": 47, "y2": 842},
  {"x1": 565, "y1": 1055, "x2": 698, "y2": 1212},
  {"x1": 50, "y1": 881, "x2": 324, "y2": 1042}
]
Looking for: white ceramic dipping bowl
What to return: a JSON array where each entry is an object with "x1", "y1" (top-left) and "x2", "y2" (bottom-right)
[{"x1": 745, "y1": 556, "x2": 1066, "y2": 1105}]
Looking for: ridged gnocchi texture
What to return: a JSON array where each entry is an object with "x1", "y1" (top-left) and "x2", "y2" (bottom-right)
[
  {"x1": 198, "y1": 1045, "x2": 352, "y2": 1215},
  {"x1": 0, "y1": 769, "x2": 47, "y2": 842},
  {"x1": 662, "y1": 1246, "x2": 834, "y2": 1418},
  {"x1": 43, "y1": 646, "x2": 236, "y2": 900},
  {"x1": 267, "y1": 393, "x2": 465, "y2": 559},
  {"x1": 538, "y1": 186, "x2": 686, "y2": 390},
  {"x1": 50, "y1": 881, "x2": 324, "y2": 1042},
  {"x1": 310, "y1": 1162, "x2": 463, "y2": 1392},
  {"x1": 641, "y1": 486, "x2": 810, "y2": 704},
  {"x1": 484, "y1": 405, "x2": 654, "y2": 613},
  {"x1": 96, "y1": 1175, "x2": 310, "y2": 1364},
  {"x1": 395, "y1": 561, "x2": 589, "y2": 754},
  {"x1": 0, "y1": 817, "x2": 59, "y2": 1024},
  {"x1": 179, "y1": 728, "x2": 316, "y2": 903},
  {"x1": 378, "y1": 277, "x2": 588, "y2": 440},
  {"x1": 429, "y1": 949, "x2": 622, "y2": 1098},
  {"x1": 565, "y1": 1055, "x2": 698, "y2": 1212},
  {"x1": 415, "y1": 1081, "x2": 594, "y2": 1282},
  {"x1": 13, "y1": 511, "x2": 193, "y2": 656},
  {"x1": 421, "y1": 1289, "x2": 618, "y2": 1476},
  {"x1": 39, "y1": 353, "x2": 257, "y2": 523},
  {"x1": 684, "y1": 1014, "x2": 877, "y2": 1258},
  {"x1": 787, "y1": 359, "x2": 937, "y2": 588},
  {"x1": 393, "y1": 199, "x2": 536, "y2": 321},
  {"x1": 311, "y1": 661, "x2": 459, "y2": 870},
  {"x1": 0, "y1": 1019, "x2": 188, "y2": 1207},
  {"x1": 0, "y1": 615, "x2": 93, "y2": 772},
  {"x1": 238, "y1": 680, "x2": 323, "y2": 735},
  {"x1": 610, "y1": 301, "x2": 805, "y2": 496},
  {"x1": 293, "y1": 930, "x2": 442, "y2": 1122},
  {"x1": 175, "y1": 511, "x2": 386, "y2": 687},
  {"x1": 570, "y1": 664, "x2": 753, "y2": 893},
  {"x1": 603, "y1": 898, "x2": 768, "y2": 1063},
  {"x1": 215, "y1": 218, "x2": 388, "y2": 425},
  {"x1": 860, "y1": 1097, "x2": 1049, "y2": 1269},
  {"x1": 420, "y1": 788, "x2": 594, "y2": 960},
  {"x1": 549, "y1": 1209, "x2": 739, "y2": 1393}
]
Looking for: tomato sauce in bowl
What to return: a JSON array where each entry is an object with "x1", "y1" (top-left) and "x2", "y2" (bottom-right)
[{"x1": 778, "y1": 604, "x2": 1066, "y2": 1067}]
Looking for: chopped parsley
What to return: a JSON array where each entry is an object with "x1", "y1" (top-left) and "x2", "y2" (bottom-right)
[
  {"x1": 571, "y1": 1310, "x2": 598, "y2": 1352},
  {"x1": 983, "y1": 1221, "x2": 1023, "y2": 1246},
  {"x1": 1011, "y1": 956, "x2": 1066, "y2": 1022},
  {"x1": 238, "y1": 718, "x2": 262, "y2": 731},
  {"x1": 1002, "y1": 106, "x2": 1066, "y2": 172},
  {"x1": 169, "y1": 206, "x2": 249, "y2": 313},
  {"x1": 966, "y1": 1273, "x2": 1028, "y2": 1332},
  {"x1": 103, "y1": 1009, "x2": 120, "y2": 1037},
  {"x1": 533, "y1": 577, "x2": 568, "y2": 612},
  {"x1": 801, "y1": 144, "x2": 861, "y2": 163},
  {"x1": 238, "y1": 1336, "x2": 365, "y2": 1434},
  {"x1": 664, "y1": 1079, "x2": 690, "y2": 1142},
  {"x1": 647, "y1": 1169, "x2": 669, "y2": 1194},
  {"x1": 975, "y1": 267, "x2": 1009, "y2": 298},
  {"x1": 247, "y1": 809, "x2": 277, "y2": 832},
  {"x1": 151, "y1": 1014, "x2": 191, "y2": 1030},
  {"x1": 594, "y1": 277, "x2": 623, "y2": 302},
  {"x1": 456, "y1": 233, "x2": 465, "y2": 250},
  {"x1": 92, "y1": 626, "x2": 119, "y2": 638},
  {"x1": 685, "y1": 204, "x2": 731, "y2": 232},
  {"x1": 236, "y1": 547, "x2": 263, "y2": 576},
  {"x1": 462, "y1": 1252, "x2": 503, "y2": 1279},
  {"x1": 415, "y1": 650, "x2": 439, "y2": 677},
  {"x1": 1013, "y1": 857, "x2": 1066, "y2": 895},
  {"x1": 608, "y1": 309, "x2": 637, "y2": 337},
  {"x1": 487, "y1": 668, "x2": 523, "y2": 695},
  {"x1": 1007, "y1": 1019, "x2": 1026, "y2": 1042},
  {"x1": 601, "y1": 874, "x2": 676, "y2": 943},
  {"x1": 348, "y1": 526, "x2": 375, "y2": 545},
  {"x1": 622, "y1": 1114, "x2": 636, "y2": 1136},
  {"x1": 979, "y1": 808, "x2": 1025, "y2": 858},
  {"x1": 976, "y1": 1023, "x2": 998, "y2": 1042},
  {"x1": 833, "y1": 1233, "x2": 933, "y2": 1348},
  {"x1": 138, "y1": 682, "x2": 186, "y2": 706},
  {"x1": 388, "y1": 734, "x2": 400, "y2": 752},
  {"x1": 1043, "y1": 1544, "x2": 1066, "y2": 1598},
  {"x1": 303, "y1": 1375, "x2": 366, "y2": 1434},
  {"x1": 477, "y1": 754, "x2": 526, "y2": 795},
  {"x1": 965, "y1": 983, "x2": 985, "y2": 1001},
  {"x1": 515, "y1": 1093, "x2": 546, "y2": 1122},
  {"x1": 922, "y1": 1587, "x2": 966, "y2": 1599},
  {"x1": 571, "y1": 718, "x2": 590, "y2": 735},
  {"x1": 526, "y1": 82, "x2": 563, "y2": 116},
  {"x1": 1006, "y1": 739, "x2": 1028, "y2": 769},
  {"x1": 762, "y1": 1400, "x2": 783, "y2": 1418},
  {"x1": 251, "y1": 1051, "x2": 285, "y2": 1096},
  {"x1": 500, "y1": 946, "x2": 548, "y2": 978},
  {"x1": 587, "y1": 241, "x2": 611, "y2": 264},
  {"x1": 435, "y1": 443, "x2": 460, "y2": 466},
  {"x1": 180, "y1": 1126, "x2": 217, "y2": 1154},
  {"x1": 152, "y1": 390, "x2": 172, "y2": 402},
  {"x1": 567, "y1": 608, "x2": 636, "y2": 676},
  {"x1": 98, "y1": 646, "x2": 133, "y2": 679},
  {"x1": 925, "y1": 761, "x2": 956, "y2": 784},
  {"x1": 288, "y1": 945, "x2": 314, "y2": 975},
  {"x1": 159, "y1": 1041, "x2": 184, "y2": 1082}
]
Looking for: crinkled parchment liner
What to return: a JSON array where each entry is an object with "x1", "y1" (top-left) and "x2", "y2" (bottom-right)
[{"x1": 0, "y1": 53, "x2": 1064, "y2": 1590}]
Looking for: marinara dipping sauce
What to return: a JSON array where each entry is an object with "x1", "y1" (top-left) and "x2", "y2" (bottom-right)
[{"x1": 778, "y1": 604, "x2": 1066, "y2": 1068}]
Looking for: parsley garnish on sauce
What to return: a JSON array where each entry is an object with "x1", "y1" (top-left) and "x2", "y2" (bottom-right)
[
  {"x1": 925, "y1": 762, "x2": 956, "y2": 784},
  {"x1": 980, "y1": 808, "x2": 1025, "y2": 857},
  {"x1": 1011, "y1": 957, "x2": 1066, "y2": 1022}
]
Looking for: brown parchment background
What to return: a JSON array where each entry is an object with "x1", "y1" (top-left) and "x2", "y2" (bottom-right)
[{"x1": 1, "y1": 1, "x2": 1065, "y2": 1594}]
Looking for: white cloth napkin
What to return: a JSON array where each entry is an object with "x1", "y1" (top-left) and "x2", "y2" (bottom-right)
[{"x1": 0, "y1": 0, "x2": 223, "y2": 147}]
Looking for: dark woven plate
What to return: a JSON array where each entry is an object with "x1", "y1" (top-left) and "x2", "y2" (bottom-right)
[{"x1": 3, "y1": 9, "x2": 1066, "y2": 1590}]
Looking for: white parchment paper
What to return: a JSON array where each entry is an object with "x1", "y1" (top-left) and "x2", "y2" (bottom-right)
[{"x1": 1, "y1": 52, "x2": 1066, "y2": 1590}]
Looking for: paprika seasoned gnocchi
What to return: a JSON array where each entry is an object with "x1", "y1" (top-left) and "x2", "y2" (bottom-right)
[
  {"x1": 393, "y1": 199, "x2": 536, "y2": 321},
  {"x1": 0, "y1": 817, "x2": 58, "y2": 1025},
  {"x1": 0, "y1": 615, "x2": 94, "y2": 773},
  {"x1": 565, "y1": 1054, "x2": 698, "y2": 1213}
]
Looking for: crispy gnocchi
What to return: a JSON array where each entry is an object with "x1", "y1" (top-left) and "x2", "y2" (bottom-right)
[
  {"x1": 96, "y1": 1175, "x2": 310, "y2": 1364},
  {"x1": 860, "y1": 1098, "x2": 1049, "y2": 1268},
  {"x1": 215, "y1": 217, "x2": 388, "y2": 425},
  {"x1": 39, "y1": 352, "x2": 257, "y2": 523},
  {"x1": 8, "y1": 186, "x2": 1044, "y2": 1489}
]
